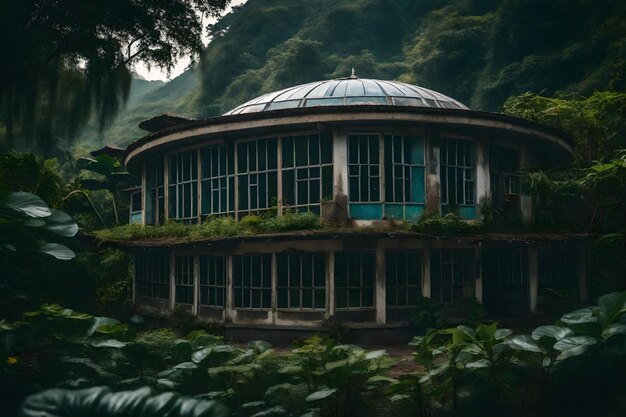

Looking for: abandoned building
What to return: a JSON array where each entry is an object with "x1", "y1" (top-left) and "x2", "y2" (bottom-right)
[{"x1": 120, "y1": 75, "x2": 587, "y2": 335}]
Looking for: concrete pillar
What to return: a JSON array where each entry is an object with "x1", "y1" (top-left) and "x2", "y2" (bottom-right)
[
  {"x1": 192, "y1": 255, "x2": 199, "y2": 316},
  {"x1": 528, "y1": 246, "x2": 539, "y2": 313},
  {"x1": 271, "y1": 253, "x2": 277, "y2": 324},
  {"x1": 422, "y1": 248, "x2": 431, "y2": 298},
  {"x1": 476, "y1": 136, "x2": 490, "y2": 220},
  {"x1": 197, "y1": 150, "x2": 202, "y2": 223},
  {"x1": 327, "y1": 251, "x2": 335, "y2": 318},
  {"x1": 141, "y1": 163, "x2": 147, "y2": 226},
  {"x1": 169, "y1": 252, "x2": 176, "y2": 310},
  {"x1": 163, "y1": 156, "x2": 170, "y2": 220},
  {"x1": 333, "y1": 128, "x2": 348, "y2": 197},
  {"x1": 276, "y1": 137, "x2": 283, "y2": 216},
  {"x1": 425, "y1": 132, "x2": 441, "y2": 213},
  {"x1": 578, "y1": 242, "x2": 588, "y2": 301},
  {"x1": 375, "y1": 246, "x2": 386, "y2": 324},
  {"x1": 225, "y1": 255, "x2": 234, "y2": 321},
  {"x1": 519, "y1": 144, "x2": 533, "y2": 226},
  {"x1": 475, "y1": 245, "x2": 483, "y2": 304}
]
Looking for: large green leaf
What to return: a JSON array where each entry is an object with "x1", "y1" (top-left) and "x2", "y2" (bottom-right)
[
  {"x1": 2, "y1": 191, "x2": 51, "y2": 218},
  {"x1": 305, "y1": 388, "x2": 337, "y2": 402},
  {"x1": 553, "y1": 336, "x2": 597, "y2": 352},
  {"x1": 597, "y1": 292, "x2": 626, "y2": 325},
  {"x1": 20, "y1": 386, "x2": 228, "y2": 417},
  {"x1": 508, "y1": 335, "x2": 542, "y2": 353},
  {"x1": 39, "y1": 243, "x2": 75, "y2": 260}
]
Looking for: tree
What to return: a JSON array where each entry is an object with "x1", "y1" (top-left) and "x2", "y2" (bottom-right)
[{"x1": 0, "y1": 0, "x2": 230, "y2": 154}]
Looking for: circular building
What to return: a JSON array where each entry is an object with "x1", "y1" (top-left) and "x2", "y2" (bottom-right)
[{"x1": 120, "y1": 75, "x2": 586, "y2": 338}]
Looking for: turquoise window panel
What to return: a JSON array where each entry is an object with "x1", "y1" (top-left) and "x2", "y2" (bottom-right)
[
  {"x1": 405, "y1": 205, "x2": 424, "y2": 221},
  {"x1": 349, "y1": 203, "x2": 383, "y2": 220},
  {"x1": 384, "y1": 204, "x2": 404, "y2": 220},
  {"x1": 411, "y1": 166, "x2": 425, "y2": 204},
  {"x1": 458, "y1": 206, "x2": 476, "y2": 220},
  {"x1": 130, "y1": 212, "x2": 143, "y2": 224},
  {"x1": 384, "y1": 204, "x2": 424, "y2": 221}
]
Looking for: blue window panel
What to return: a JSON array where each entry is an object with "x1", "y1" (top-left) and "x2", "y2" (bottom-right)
[
  {"x1": 458, "y1": 206, "x2": 476, "y2": 220},
  {"x1": 411, "y1": 166, "x2": 425, "y2": 204},
  {"x1": 405, "y1": 205, "x2": 424, "y2": 221},
  {"x1": 349, "y1": 203, "x2": 383, "y2": 220},
  {"x1": 384, "y1": 204, "x2": 404, "y2": 220},
  {"x1": 130, "y1": 212, "x2": 143, "y2": 224}
]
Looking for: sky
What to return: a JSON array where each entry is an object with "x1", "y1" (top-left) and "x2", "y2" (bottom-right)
[{"x1": 133, "y1": 0, "x2": 247, "y2": 82}]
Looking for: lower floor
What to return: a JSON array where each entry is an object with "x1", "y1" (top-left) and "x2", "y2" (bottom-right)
[{"x1": 131, "y1": 235, "x2": 588, "y2": 328}]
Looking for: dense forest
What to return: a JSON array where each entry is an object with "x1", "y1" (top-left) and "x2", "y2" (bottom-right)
[
  {"x1": 1, "y1": 0, "x2": 626, "y2": 416},
  {"x1": 79, "y1": 0, "x2": 626, "y2": 152}
]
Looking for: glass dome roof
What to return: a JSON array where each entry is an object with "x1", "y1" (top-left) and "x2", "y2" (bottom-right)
[{"x1": 223, "y1": 76, "x2": 469, "y2": 116}]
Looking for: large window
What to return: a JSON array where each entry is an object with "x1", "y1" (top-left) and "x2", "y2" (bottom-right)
[
  {"x1": 237, "y1": 139, "x2": 278, "y2": 216},
  {"x1": 233, "y1": 254, "x2": 272, "y2": 309},
  {"x1": 348, "y1": 134, "x2": 381, "y2": 219},
  {"x1": 539, "y1": 246, "x2": 577, "y2": 290},
  {"x1": 168, "y1": 152, "x2": 198, "y2": 222},
  {"x1": 135, "y1": 252, "x2": 170, "y2": 300},
  {"x1": 430, "y1": 250, "x2": 473, "y2": 304},
  {"x1": 130, "y1": 191, "x2": 142, "y2": 224},
  {"x1": 490, "y1": 145, "x2": 520, "y2": 211},
  {"x1": 175, "y1": 255, "x2": 195, "y2": 305},
  {"x1": 201, "y1": 144, "x2": 234, "y2": 216},
  {"x1": 282, "y1": 134, "x2": 333, "y2": 214},
  {"x1": 386, "y1": 251, "x2": 421, "y2": 307},
  {"x1": 146, "y1": 159, "x2": 165, "y2": 225},
  {"x1": 199, "y1": 256, "x2": 226, "y2": 307},
  {"x1": 384, "y1": 135, "x2": 425, "y2": 220},
  {"x1": 441, "y1": 138, "x2": 475, "y2": 219},
  {"x1": 277, "y1": 252, "x2": 326, "y2": 310},
  {"x1": 334, "y1": 252, "x2": 375, "y2": 309}
]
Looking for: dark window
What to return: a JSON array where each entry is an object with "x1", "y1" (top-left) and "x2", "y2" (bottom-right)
[
  {"x1": 201, "y1": 144, "x2": 235, "y2": 216},
  {"x1": 146, "y1": 159, "x2": 165, "y2": 225},
  {"x1": 386, "y1": 251, "x2": 421, "y2": 307},
  {"x1": 441, "y1": 138, "x2": 475, "y2": 211},
  {"x1": 490, "y1": 145, "x2": 520, "y2": 210},
  {"x1": 175, "y1": 256, "x2": 195, "y2": 305},
  {"x1": 384, "y1": 135, "x2": 425, "y2": 203},
  {"x1": 348, "y1": 134, "x2": 380, "y2": 202},
  {"x1": 136, "y1": 252, "x2": 170, "y2": 300},
  {"x1": 199, "y1": 256, "x2": 226, "y2": 307},
  {"x1": 130, "y1": 191, "x2": 142, "y2": 224},
  {"x1": 282, "y1": 134, "x2": 333, "y2": 214},
  {"x1": 168, "y1": 152, "x2": 198, "y2": 223},
  {"x1": 334, "y1": 252, "x2": 375, "y2": 309},
  {"x1": 539, "y1": 246, "x2": 577, "y2": 290},
  {"x1": 233, "y1": 254, "x2": 272, "y2": 309},
  {"x1": 277, "y1": 252, "x2": 326, "y2": 309},
  {"x1": 430, "y1": 250, "x2": 474, "y2": 304},
  {"x1": 237, "y1": 139, "x2": 278, "y2": 216}
]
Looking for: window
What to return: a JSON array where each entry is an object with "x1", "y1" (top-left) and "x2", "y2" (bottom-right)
[
  {"x1": 539, "y1": 246, "x2": 577, "y2": 290},
  {"x1": 334, "y1": 252, "x2": 375, "y2": 309},
  {"x1": 277, "y1": 252, "x2": 325, "y2": 309},
  {"x1": 146, "y1": 159, "x2": 165, "y2": 225},
  {"x1": 130, "y1": 191, "x2": 142, "y2": 224},
  {"x1": 199, "y1": 256, "x2": 226, "y2": 307},
  {"x1": 490, "y1": 145, "x2": 521, "y2": 211},
  {"x1": 386, "y1": 251, "x2": 421, "y2": 307},
  {"x1": 135, "y1": 252, "x2": 170, "y2": 300},
  {"x1": 383, "y1": 135, "x2": 425, "y2": 219},
  {"x1": 348, "y1": 134, "x2": 381, "y2": 219},
  {"x1": 282, "y1": 134, "x2": 333, "y2": 214},
  {"x1": 175, "y1": 256, "x2": 195, "y2": 305},
  {"x1": 430, "y1": 250, "x2": 473, "y2": 303},
  {"x1": 237, "y1": 139, "x2": 278, "y2": 216},
  {"x1": 201, "y1": 144, "x2": 234, "y2": 216},
  {"x1": 441, "y1": 138, "x2": 475, "y2": 217},
  {"x1": 169, "y1": 152, "x2": 198, "y2": 222},
  {"x1": 233, "y1": 254, "x2": 272, "y2": 309}
]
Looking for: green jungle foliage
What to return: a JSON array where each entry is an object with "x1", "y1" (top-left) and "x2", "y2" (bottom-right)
[
  {"x1": 86, "y1": 0, "x2": 626, "y2": 151},
  {"x1": 2, "y1": 293, "x2": 625, "y2": 417}
]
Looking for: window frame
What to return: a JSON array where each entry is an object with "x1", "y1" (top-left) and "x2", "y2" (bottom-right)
[
  {"x1": 232, "y1": 254, "x2": 273, "y2": 310},
  {"x1": 440, "y1": 137, "x2": 476, "y2": 214},
  {"x1": 168, "y1": 151, "x2": 199, "y2": 223},
  {"x1": 145, "y1": 158, "x2": 165, "y2": 225},
  {"x1": 385, "y1": 250, "x2": 422, "y2": 307},
  {"x1": 430, "y1": 250, "x2": 474, "y2": 304},
  {"x1": 277, "y1": 251, "x2": 326, "y2": 311},
  {"x1": 135, "y1": 251, "x2": 171, "y2": 301},
  {"x1": 236, "y1": 138, "x2": 278, "y2": 217},
  {"x1": 199, "y1": 255, "x2": 226, "y2": 308},
  {"x1": 174, "y1": 255, "x2": 195, "y2": 305},
  {"x1": 201, "y1": 143, "x2": 235, "y2": 217},
  {"x1": 334, "y1": 251, "x2": 376, "y2": 310}
]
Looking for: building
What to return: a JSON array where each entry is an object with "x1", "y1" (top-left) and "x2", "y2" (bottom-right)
[{"x1": 120, "y1": 74, "x2": 587, "y2": 336}]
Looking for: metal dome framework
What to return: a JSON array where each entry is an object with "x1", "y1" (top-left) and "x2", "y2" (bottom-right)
[{"x1": 223, "y1": 77, "x2": 469, "y2": 115}]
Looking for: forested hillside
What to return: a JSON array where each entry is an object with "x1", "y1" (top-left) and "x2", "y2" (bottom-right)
[{"x1": 92, "y1": 0, "x2": 626, "y2": 148}]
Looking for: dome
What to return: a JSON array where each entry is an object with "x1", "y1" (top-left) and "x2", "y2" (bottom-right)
[{"x1": 223, "y1": 75, "x2": 469, "y2": 116}]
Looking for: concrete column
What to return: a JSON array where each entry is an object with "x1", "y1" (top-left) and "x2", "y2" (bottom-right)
[
  {"x1": 333, "y1": 129, "x2": 349, "y2": 196},
  {"x1": 233, "y1": 143, "x2": 239, "y2": 218},
  {"x1": 475, "y1": 245, "x2": 483, "y2": 304},
  {"x1": 578, "y1": 242, "x2": 588, "y2": 301},
  {"x1": 375, "y1": 246, "x2": 386, "y2": 324},
  {"x1": 192, "y1": 255, "x2": 199, "y2": 316},
  {"x1": 163, "y1": 156, "x2": 170, "y2": 220},
  {"x1": 225, "y1": 255, "x2": 234, "y2": 321},
  {"x1": 528, "y1": 246, "x2": 539, "y2": 313},
  {"x1": 476, "y1": 136, "x2": 490, "y2": 220},
  {"x1": 422, "y1": 248, "x2": 431, "y2": 298},
  {"x1": 141, "y1": 163, "x2": 147, "y2": 226},
  {"x1": 327, "y1": 252, "x2": 335, "y2": 318},
  {"x1": 169, "y1": 252, "x2": 176, "y2": 310},
  {"x1": 276, "y1": 137, "x2": 283, "y2": 216},
  {"x1": 519, "y1": 144, "x2": 533, "y2": 226},
  {"x1": 271, "y1": 253, "x2": 277, "y2": 324},
  {"x1": 197, "y1": 150, "x2": 202, "y2": 223},
  {"x1": 425, "y1": 132, "x2": 441, "y2": 213}
]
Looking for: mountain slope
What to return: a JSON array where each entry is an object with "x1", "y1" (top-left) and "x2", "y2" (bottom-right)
[{"x1": 94, "y1": 0, "x2": 626, "y2": 149}]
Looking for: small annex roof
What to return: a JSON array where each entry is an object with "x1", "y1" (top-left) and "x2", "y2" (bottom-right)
[
  {"x1": 138, "y1": 114, "x2": 195, "y2": 133},
  {"x1": 223, "y1": 71, "x2": 469, "y2": 116}
]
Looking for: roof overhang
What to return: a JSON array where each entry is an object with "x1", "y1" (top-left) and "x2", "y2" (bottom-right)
[{"x1": 124, "y1": 106, "x2": 573, "y2": 174}]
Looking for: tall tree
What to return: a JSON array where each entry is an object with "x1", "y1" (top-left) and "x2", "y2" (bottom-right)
[{"x1": 0, "y1": 0, "x2": 230, "y2": 155}]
